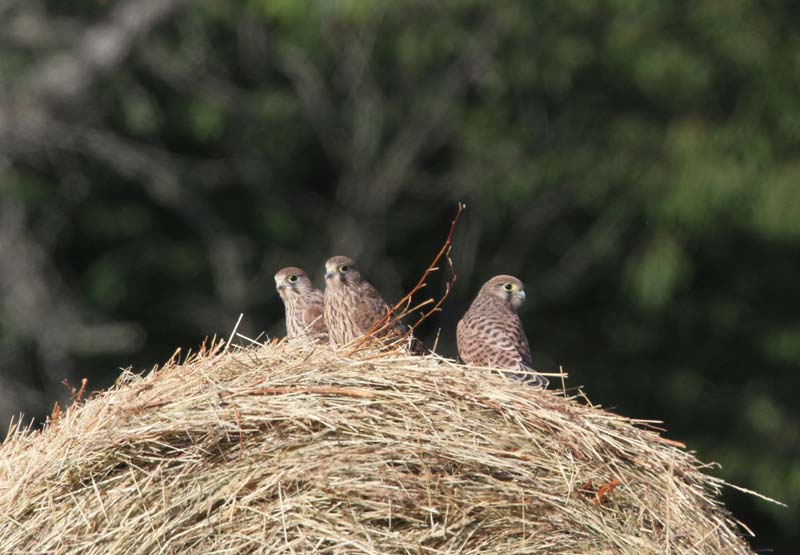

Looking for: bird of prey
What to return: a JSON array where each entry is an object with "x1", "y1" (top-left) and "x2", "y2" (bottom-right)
[
  {"x1": 274, "y1": 267, "x2": 328, "y2": 343},
  {"x1": 457, "y1": 275, "x2": 548, "y2": 387},
  {"x1": 323, "y1": 255, "x2": 423, "y2": 352}
]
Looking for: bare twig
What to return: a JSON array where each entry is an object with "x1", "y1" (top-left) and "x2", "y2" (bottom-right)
[{"x1": 350, "y1": 202, "x2": 464, "y2": 352}]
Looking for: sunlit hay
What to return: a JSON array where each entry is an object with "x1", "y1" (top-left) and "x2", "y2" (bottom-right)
[{"x1": 0, "y1": 338, "x2": 760, "y2": 554}]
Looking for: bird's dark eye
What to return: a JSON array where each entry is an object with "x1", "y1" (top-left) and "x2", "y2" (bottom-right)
[
  {"x1": 339, "y1": 265, "x2": 349, "y2": 273},
  {"x1": 288, "y1": 274, "x2": 298, "y2": 283},
  {"x1": 503, "y1": 283, "x2": 514, "y2": 291}
]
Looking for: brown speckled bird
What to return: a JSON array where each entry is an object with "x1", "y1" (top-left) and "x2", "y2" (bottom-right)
[
  {"x1": 457, "y1": 275, "x2": 548, "y2": 387},
  {"x1": 275, "y1": 267, "x2": 328, "y2": 343},
  {"x1": 323, "y1": 255, "x2": 423, "y2": 352}
]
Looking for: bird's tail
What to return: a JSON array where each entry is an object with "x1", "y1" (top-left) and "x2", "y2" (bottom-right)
[
  {"x1": 514, "y1": 363, "x2": 549, "y2": 389},
  {"x1": 525, "y1": 372, "x2": 549, "y2": 389}
]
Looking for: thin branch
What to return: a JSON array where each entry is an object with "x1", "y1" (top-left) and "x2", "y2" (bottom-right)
[{"x1": 349, "y1": 202, "x2": 464, "y2": 352}]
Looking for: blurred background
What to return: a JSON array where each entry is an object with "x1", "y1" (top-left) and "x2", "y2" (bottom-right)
[{"x1": 1, "y1": 0, "x2": 798, "y2": 549}]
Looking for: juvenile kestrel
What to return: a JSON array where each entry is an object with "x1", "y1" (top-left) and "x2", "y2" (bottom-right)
[
  {"x1": 457, "y1": 275, "x2": 548, "y2": 387},
  {"x1": 275, "y1": 267, "x2": 328, "y2": 343},
  {"x1": 323, "y1": 255, "x2": 424, "y2": 352}
]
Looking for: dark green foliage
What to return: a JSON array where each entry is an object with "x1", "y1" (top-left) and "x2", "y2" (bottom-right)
[{"x1": 0, "y1": 0, "x2": 797, "y2": 549}]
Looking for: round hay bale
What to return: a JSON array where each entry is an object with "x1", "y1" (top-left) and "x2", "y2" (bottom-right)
[{"x1": 0, "y1": 340, "x2": 754, "y2": 554}]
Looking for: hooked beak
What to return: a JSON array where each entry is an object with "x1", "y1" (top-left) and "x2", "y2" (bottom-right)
[
  {"x1": 325, "y1": 270, "x2": 334, "y2": 280},
  {"x1": 517, "y1": 290, "x2": 526, "y2": 303},
  {"x1": 276, "y1": 282, "x2": 286, "y2": 290}
]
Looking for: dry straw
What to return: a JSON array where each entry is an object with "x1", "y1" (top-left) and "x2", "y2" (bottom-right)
[{"x1": 0, "y1": 336, "x2": 769, "y2": 554}]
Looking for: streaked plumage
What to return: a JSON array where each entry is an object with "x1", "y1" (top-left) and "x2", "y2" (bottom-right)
[
  {"x1": 457, "y1": 275, "x2": 548, "y2": 388},
  {"x1": 323, "y1": 256, "x2": 423, "y2": 352},
  {"x1": 275, "y1": 267, "x2": 328, "y2": 343}
]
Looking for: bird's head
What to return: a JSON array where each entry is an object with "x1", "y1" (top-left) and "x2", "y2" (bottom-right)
[
  {"x1": 274, "y1": 267, "x2": 313, "y2": 299},
  {"x1": 481, "y1": 275, "x2": 526, "y2": 310},
  {"x1": 324, "y1": 256, "x2": 361, "y2": 287}
]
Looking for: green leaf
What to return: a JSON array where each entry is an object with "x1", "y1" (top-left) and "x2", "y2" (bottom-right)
[{"x1": 626, "y1": 234, "x2": 688, "y2": 312}]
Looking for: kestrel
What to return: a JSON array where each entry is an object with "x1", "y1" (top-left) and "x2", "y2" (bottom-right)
[
  {"x1": 275, "y1": 267, "x2": 328, "y2": 343},
  {"x1": 323, "y1": 255, "x2": 424, "y2": 352},
  {"x1": 457, "y1": 275, "x2": 548, "y2": 387}
]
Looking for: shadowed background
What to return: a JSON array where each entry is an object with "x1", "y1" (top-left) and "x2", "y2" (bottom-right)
[{"x1": 1, "y1": 0, "x2": 798, "y2": 550}]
